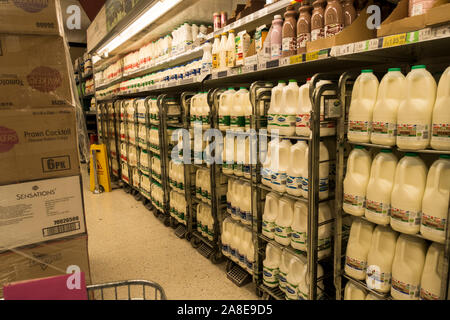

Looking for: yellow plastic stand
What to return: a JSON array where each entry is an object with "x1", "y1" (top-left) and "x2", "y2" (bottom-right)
[{"x1": 89, "y1": 144, "x2": 111, "y2": 193}]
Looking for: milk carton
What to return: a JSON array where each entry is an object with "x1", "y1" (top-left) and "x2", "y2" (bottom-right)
[
  {"x1": 420, "y1": 243, "x2": 445, "y2": 300},
  {"x1": 391, "y1": 234, "x2": 427, "y2": 300},
  {"x1": 348, "y1": 70, "x2": 379, "y2": 143},
  {"x1": 420, "y1": 155, "x2": 450, "y2": 243},
  {"x1": 366, "y1": 225, "x2": 398, "y2": 293},
  {"x1": 431, "y1": 66, "x2": 450, "y2": 150},
  {"x1": 365, "y1": 150, "x2": 398, "y2": 225},
  {"x1": 343, "y1": 146, "x2": 372, "y2": 216},
  {"x1": 390, "y1": 153, "x2": 428, "y2": 234},
  {"x1": 397, "y1": 65, "x2": 437, "y2": 150},
  {"x1": 371, "y1": 68, "x2": 406, "y2": 146},
  {"x1": 345, "y1": 218, "x2": 375, "y2": 280}
]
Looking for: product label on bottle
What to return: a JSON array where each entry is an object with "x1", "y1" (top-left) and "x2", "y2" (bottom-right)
[
  {"x1": 343, "y1": 193, "x2": 365, "y2": 210},
  {"x1": 230, "y1": 245, "x2": 237, "y2": 258},
  {"x1": 268, "y1": 114, "x2": 277, "y2": 127},
  {"x1": 420, "y1": 288, "x2": 440, "y2": 300},
  {"x1": 212, "y1": 53, "x2": 219, "y2": 69},
  {"x1": 421, "y1": 212, "x2": 447, "y2": 232},
  {"x1": 245, "y1": 115, "x2": 251, "y2": 127},
  {"x1": 271, "y1": 172, "x2": 287, "y2": 186},
  {"x1": 302, "y1": 177, "x2": 309, "y2": 192},
  {"x1": 397, "y1": 124, "x2": 429, "y2": 140},
  {"x1": 243, "y1": 164, "x2": 251, "y2": 176},
  {"x1": 277, "y1": 114, "x2": 296, "y2": 128},
  {"x1": 286, "y1": 175, "x2": 302, "y2": 191},
  {"x1": 261, "y1": 168, "x2": 272, "y2": 182},
  {"x1": 245, "y1": 210, "x2": 253, "y2": 224},
  {"x1": 231, "y1": 205, "x2": 239, "y2": 219},
  {"x1": 348, "y1": 120, "x2": 371, "y2": 135},
  {"x1": 263, "y1": 266, "x2": 279, "y2": 285},
  {"x1": 240, "y1": 209, "x2": 250, "y2": 221},
  {"x1": 390, "y1": 207, "x2": 421, "y2": 226},
  {"x1": 366, "y1": 265, "x2": 391, "y2": 289},
  {"x1": 297, "y1": 33, "x2": 311, "y2": 49},
  {"x1": 222, "y1": 244, "x2": 229, "y2": 255},
  {"x1": 345, "y1": 256, "x2": 367, "y2": 273},
  {"x1": 274, "y1": 225, "x2": 292, "y2": 239},
  {"x1": 230, "y1": 115, "x2": 245, "y2": 127},
  {"x1": 432, "y1": 123, "x2": 450, "y2": 140},
  {"x1": 227, "y1": 200, "x2": 232, "y2": 214},
  {"x1": 226, "y1": 51, "x2": 235, "y2": 67},
  {"x1": 319, "y1": 177, "x2": 329, "y2": 193},
  {"x1": 285, "y1": 281, "x2": 298, "y2": 300},
  {"x1": 366, "y1": 199, "x2": 390, "y2": 217},
  {"x1": 371, "y1": 121, "x2": 397, "y2": 138},
  {"x1": 262, "y1": 220, "x2": 275, "y2": 235},
  {"x1": 271, "y1": 44, "x2": 282, "y2": 59},
  {"x1": 282, "y1": 37, "x2": 295, "y2": 53},
  {"x1": 318, "y1": 237, "x2": 332, "y2": 252},
  {"x1": 278, "y1": 271, "x2": 287, "y2": 288},
  {"x1": 238, "y1": 250, "x2": 246, "y2": 264},
  {"x1": 291, "y1": 230, "x2": 306, "y2": 245},
  {"x1": 391, "y1": 278, "x2": 420, "y2": 298},
  {"x1": 324, "y1": 24, "x2": 344, "y2": 38},
  {"x1": 311, "y1": 28, "x2": 324, "y2": 41},
  {"x1": 296, "y1": 113, "x2": 310, "y2": 128}
]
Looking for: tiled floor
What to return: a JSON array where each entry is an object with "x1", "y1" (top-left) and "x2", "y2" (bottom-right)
[{"x1": 82, "y1": 166, "x2": 257, "y2": 300}]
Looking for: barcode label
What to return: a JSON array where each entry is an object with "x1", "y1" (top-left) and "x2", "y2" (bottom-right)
[{"x1": 42, "y1": 222, "x2": 81, "y2": 237}]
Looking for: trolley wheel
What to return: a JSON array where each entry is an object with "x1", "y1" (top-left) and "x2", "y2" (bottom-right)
[
  {"x1": 124, "y1": 185, "x2": 131, "y2": 194},
  {"x1": 190, "y1": 236, "x2": 202, "y2": 249},
  {"x1": 226, "y1": 259, "x2": 233, "y2": 272},
  {"x1": 134, "y1": 192, "x2": 142, "y2": 202},
  {"x1": 170, "y1": 217, "x2": 178, "y2": 228},
  {"x1": 152, "y1": 209, "x2": 159, "y2": 218},
  {"x1": 210, "y1": 251, "x2": 224, "y2": 265},
  {"x1": 185, "y1": 232, "x2": 192, "y2": 241},
  {"x1": 164, "y1": 216, "x2": 171, "y2": 227}
]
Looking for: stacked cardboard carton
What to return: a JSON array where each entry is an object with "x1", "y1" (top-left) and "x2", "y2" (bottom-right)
[{"x1": 0, "y1": 0, "x2": 90, "y2": 298}]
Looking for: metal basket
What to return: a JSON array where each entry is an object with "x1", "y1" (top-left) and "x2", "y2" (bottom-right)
[{"x1": 87, "y1": 280, "x2": 167, "y2": 300}]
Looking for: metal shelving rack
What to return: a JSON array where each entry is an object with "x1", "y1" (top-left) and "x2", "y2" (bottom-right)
[
  {"x1": 334, "y1": 68, "x2": 450, "y2": 300},
  {"x1": 249, "y1": 75, "x2": 341, "y2": 300}
]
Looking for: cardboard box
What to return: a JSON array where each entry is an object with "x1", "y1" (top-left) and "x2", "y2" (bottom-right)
[
  {"x1": 0, "y1": 0, "x2": 62, "y2": 35},
  {"x1": 307, "y1": 4, "x2": 376, "y2": 52},
  {"x1": 0, "y1": 107, "x2": 80, "y2": 185},
  {"x1": 87, "y1": 5, "x2": 107, "y2": 53},
  {"x1": 0, "y1": 176, "x2": 86, "y2": 250},
  {"x1": 0, "y1": 34, "x2": 73, "y2": 107},
  {"x1": 0, "y1": 234, "x2": 91, "y2": 298},
  {"x1": 378, "y1": 0, "x2": 450, "y2": 37}
]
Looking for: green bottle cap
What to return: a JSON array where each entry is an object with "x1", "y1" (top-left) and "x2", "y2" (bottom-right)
[
  {"x1": 361, "y1": 69, "x2": 373, "y2": 73},
  {"x1": 278, "y1": 80, "x2": 286, "y2": 84},
  {"x1": 440, "y1": 155, "x2": 450, "y2": 159},
  {"x1": 412, "y1": 65, "x2": 426, "y2": 70},
  {"x1": 381, "y1": 149, "x2": 392, "y2": 153},
  {"x1": 240, "y1": 87, "x2": 246, "y2": 90},
  {"x1": 228, "y1": 87, "x2": 234, "y2": 90},
  {"x1": 354, "y1": 145, "x2": 365, "y2": 150},
  {"x1": 289, "y1": 79, "x2": 297, "y2": 83},
  {"x1": 388, "y1": 68, "x2": 401, "y2": 72},
  {"x1": 405, "y1": 152, "x2": 418, "y2": 157}
]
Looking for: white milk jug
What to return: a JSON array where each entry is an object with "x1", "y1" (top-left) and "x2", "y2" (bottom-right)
[
  {"x1": 268, "y1": 81, "x2": 286, "y2": 132},
  {"x1": 274, "y1": 197, "x2": 295, "y2": 246},
  {"x1": 136, "y1": 99, "x2": 146, "y2": 124},
  {"x1": 226, "y1": 179, "x2": 235, "y2": 216},
  {"x1": 261, "y1": 139, "x2": 275, "y2": 186},
  {"x1": 286, "y1": 141, "x2": 307, "y2": 197},
  {"x1": 397, "y1": 65, "x2": 437, "y2": 150},
  {"x1": 235, "y1": 136, "x2": 245, "y2": 177},
  {"x1": 296, "y1": 79, "x2": 312, "y2": 137},
  {"x1": 263, "y1": 243, "x2": 282, "y2": 288},
  {"x1": 231, "y1": 88, "x2": 247, "y2": 131},
  {"x1": 366, "y1": 225, "x2": 398, "y2": 293},
  {"x1": 391, "y1": 234, "x2": 427, "y2": 300},
  {"x1": 343, "y1": 146, "x2": 372, "y2": 216},
  {"x1": 420, "y1": 155, "x2": 450, "y2": 243},
  {"x1": 390, "y1": 153, "x2": 427, "y2": 234},
  {"x1": 223, "y1": 134, "x2": 235, "y2": 175},
  {"x1": 301, "y1": 142, "x2": 330, "y2": 199},
  {"x1": 285, "y1": 257, "x2": 304, "y2": 300},
  {"x1": 278, "y1": 250, "x2": 296, "y2": 293},
  {"x1": 271, "y1": 139, "x2": 292, "y2": 193},
  {"x1": 243, "y1": 91, "x2": 253, "y2": 131},
  {"x1": 262, "y1": 192, "x2": 280, "y2": 239},
  {"x1": 128, "y1": 145, "x2": 137, "y2": 167},
  {"x1": 278, "y1": 80, "x2": 299, "y2": 136},
  {"x1": 365, "y1": 149, "x2": 398, "y2": 225},
  {"x1": 348, "y1": 70, "x2": 379, "y2": 143},
  {"x1": 218, "y1": 88, "x2": 235, "y2": 130},
  {"x1": 420, "y1": 242, "x2": 445, "y2": 300},
  {"x1": 345, "y1": 218, "x2": 375, "y2": 280},
  {"x1": 240, "y1": 183, "x2": 252, "y2": 225},
  {"x1": 431, "y1": 66, "x2": 450, "y2": 150},
  {"x1": 298, "y1": 263, "x2": 324, "y2": 300},
  {"x1": 344, "y1": 282, "x2": 367, "y2": 300},
  {"x1": 365, "y1": 293, "x2": 381, "y2": 300},
  {"x1": 231, "y1": 181, "x2": 242, "y2": 221},
  {"x1": 245, "y1": 237, "x2": 255, "y2": 274},
  {"x1": 371, "y1": 68, "x2": 406, "y2": 146},
  {"x1": 238, "y1": 229, "x2": 252, "y2": 269},
  {"x1": 227, "y1": 222, "x2": 237, "y2": 260}
]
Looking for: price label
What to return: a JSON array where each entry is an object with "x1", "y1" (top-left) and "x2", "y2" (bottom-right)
[
  {"x1": 305, "y1": 51, "x2": 318, "y2": 61},
  {"x1": 243, "y1": 64, "x2": 257, "y2": 73},
  {"x1": 382, "y1": 34, "x2": 406, "y2": 48},
  {"x1": 433, "y1": 25, "x2": 450, "y2": 38},
  {"x1": 407, "y1": 31, "x2": 419, "y2": 43},
  {"x1": 218, "y1": 70, "x2": 228, "y2": 78},
  {"x1": 279, "y1": 57, "x2": 289, "y2": 66},
  {"x1": 266, "y1": 59, "x2": 279, "y2": 69},
  {"x1": 368, "y1": 38, "x2": 380, "y2": 50},
  {"x1": 419, "y1": 28, "x2": 432, "y2": 41},
  {"x1": 244, "y1": 14, "x2": 254, "y2": 24},
  {"x1": 340, "y1": 43, "x2": 354, "y2": 55},
  {"x1": 258, "y1": 62, "x2": 267, "y2": 71},
  {"x1": 290, "y1": 54, "x2": 303, "y2": 65},
  {"x1": 354, "y1": 40, "x2": 368, "y2": 53}
]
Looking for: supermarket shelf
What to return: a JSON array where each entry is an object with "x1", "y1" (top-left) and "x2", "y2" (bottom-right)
[
  {"x1": 224, "y1": 211, "x2": 252, "y2": 231},
  {"x1": 222, "y1": 172, "x2": 251, "y2": 183},
  {"x1": 258, "y1": 234, "x2": 307, "y2": 264},
  {"x1": 342, "y1": 274, "x2": 392, "y2": 300},
  {"x1": 397, "y1": 148, "x2": 450, "y2": 155},
  {"x1": 257, "y1": 183, "x2": 308, "y2": 204},
  {"x1": 348, "y1": 141, "x2": 450, "y2": 154},
  {"x1": 259, "y1": 284, "x2": 285, "y2": 300},
  {"x1": 192, "y1": 230, "x2": 215, "y2": 249},
  {"x1": 348, "y1": 141, "x2": 393, "y2": 149}
]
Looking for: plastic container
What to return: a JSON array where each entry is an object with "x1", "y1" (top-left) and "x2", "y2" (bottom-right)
[
  {"x1": 278, "y1": 250, "x2": 296, "y2": 293},
  {"x1": 420, "y1": 242, "x2": 445, "y2": 300},
  {"x1": 274, "y1": 197, "x2": 295, "y2": 246},
  {"x1": 431, "y1": 66, "x2": 450, "y2": 150},
  {"x1": 268, "y1": 81, "x2": 286, "y2": 132},
  {"x1": 263, "y1": 243, "x2": 282, "y2": 288},
  {"x1": 286, "y1": 141, "x2": 308, "y2": 197},
  {"x1": 278, "y1": 80, "x2": 299, "y2": 136},
  {"x1": 390, "y1": 153, "x2": 428, "y2": 234},
  {"x1": 345, "y1": 218, "x2": 375, "y2": 280},
  {"x1": 262, "y1": 192, "x2": 280, "y2": 239},
  {"x1": 343, "y1": 146, "x2": 372, "y2": 216},
  {"x1": 271, "y1": 139, "x2": 292, "y2": 193},
  {"x1": 285, "y1": 257, "x2": 304, "y2": 300},
  {"x1": 344, "y1": 282, "x2": 367, "y2": 300},
  {"x1": 295, "y1": 79, "x2": 312, "y2": 137},
  {"x1": 397, "y1": 65, "x2": 437, "y2": 150}
]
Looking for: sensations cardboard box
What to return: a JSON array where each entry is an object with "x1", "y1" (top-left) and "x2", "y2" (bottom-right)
[
  {"x1": 0, "y1": 0, "x2": 62, "y2": 35},
  {"x1": 0, "y1": 34, "x2": 73, "y2": 107},
  {"x1": 0, "y1": 175, "x2": 87, "y2": 251},
  {"x1": 0, "y1": 234, "x2": 91, "y2": 298},
  {"x1": 0, "y1": 106, "x2": 80, "y2": 185}
]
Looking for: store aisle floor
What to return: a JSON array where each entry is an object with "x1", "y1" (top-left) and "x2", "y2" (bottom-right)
[{"x1": 81, "y1": 166, "x2": 257, "y2": 300}]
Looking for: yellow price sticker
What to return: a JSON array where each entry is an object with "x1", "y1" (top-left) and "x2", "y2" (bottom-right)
[
  {"x1": 289, "y1": 54, "x2": 303, "y2": 65},
  {"x1": 306, "y1": 51, "x2": 319, "y2": 61},
  {"x1": 383, "y1": 34, "x2": 407, "y2": 48}
]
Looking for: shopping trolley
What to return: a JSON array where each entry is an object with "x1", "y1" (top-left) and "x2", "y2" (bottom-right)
[{"x1": 87, "y1": 280, "x2": 167, "y2": 300}]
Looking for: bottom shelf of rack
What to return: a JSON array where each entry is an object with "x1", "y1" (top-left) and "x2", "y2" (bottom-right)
[
  {"x1": 259, "y1": 284, "x2": 285, "y2": 300},
  {"x1": 342, "y1": 274, "x2": 392, "y2": 300}
]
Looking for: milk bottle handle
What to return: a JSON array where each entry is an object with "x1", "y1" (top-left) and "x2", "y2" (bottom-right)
[
  {"x1": 347, "y1": 153, "x2": 357, "y2": 176},
  {"x1": 399, "y1": 237, "x2": 407, "y2": 260},
  {"x1": 434, "y1": 162, "x2": 448, "y2": 193}
]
